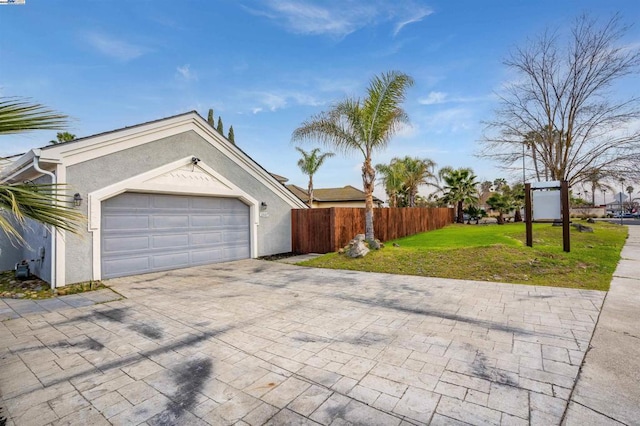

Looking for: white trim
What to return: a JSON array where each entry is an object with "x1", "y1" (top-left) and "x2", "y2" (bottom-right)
[
  {"x1": 55, "y1": 163, "x2": 66, "y2": 287},
  {"x1": 88, "y1": 157, "x2": 259, "y2": 281}
]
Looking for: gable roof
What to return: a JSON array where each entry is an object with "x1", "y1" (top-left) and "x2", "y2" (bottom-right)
[
  {"x1": 1, "y1": 111, "x2": 308, "y2": 209},
  {"x1": 286, "y1": 184, "x2": 382, "y2": 204}
]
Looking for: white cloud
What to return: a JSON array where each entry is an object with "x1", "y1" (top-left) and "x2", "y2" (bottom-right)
[
  {"x1": 418, "y1": 91, "x2": 490, "y2": 105},
  {"x1": 245, "y1": 0, "x2": 432, "y2": 38},
  {"x1": 176, "y1": 64, "x2": 197, "y2": 81},
  {"x1": 393, "y1": 8, "x2": 433, "y2": 36},
  {"x1": 419, "y1": 91, "x2": 448, "y2": 105},
  {"x1": 85, "y1": 32, "x2": 148, "y2": 61},
  {"x1": 246, "y1": 89, "x2": 322, "y2": 113}
]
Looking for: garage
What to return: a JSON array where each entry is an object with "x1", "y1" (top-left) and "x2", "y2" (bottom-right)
[{"x1": 101, "y1": 192, "x2": 250, "y2": 279}]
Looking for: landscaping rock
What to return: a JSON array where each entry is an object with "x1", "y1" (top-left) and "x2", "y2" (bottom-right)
[
  {"x1": 345, "y1": 234, "x2": 370, "y2": 258},
  {"x1": 572, "y1": 223, "x2": 594, "y2": 233},
  {"x1": 587, "y1": 218, "x2": 596, "y2": 223}
]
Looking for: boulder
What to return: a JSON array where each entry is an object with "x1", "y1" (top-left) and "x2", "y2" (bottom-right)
[
  {"x1": 345, "y1": 234, "x2": 370, "y2": 258},
  {"x1": 586, "y1": 218, "x2": 596, "y2": 223}
]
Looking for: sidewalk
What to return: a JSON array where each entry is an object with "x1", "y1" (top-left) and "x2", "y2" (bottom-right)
[{"x1": 564, "y1": 226, "x2": 640, "y2": 425}]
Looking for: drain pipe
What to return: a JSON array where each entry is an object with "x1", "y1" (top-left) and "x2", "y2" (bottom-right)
[{"x1": 32, "y1": 152, "x2": 57, "y2": 290}]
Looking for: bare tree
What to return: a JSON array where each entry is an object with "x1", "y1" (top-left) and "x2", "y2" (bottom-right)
[{"x1": 482, "y1": 14, "x2": 640, "y2": 184}]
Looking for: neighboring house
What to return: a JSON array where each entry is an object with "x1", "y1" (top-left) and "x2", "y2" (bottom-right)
[
  {"x1": 286, "y1": 184, "x2": 384, "y2": 208},
  {"x1": 0, "y1": 111, "x2": 307, "y2": 287}
]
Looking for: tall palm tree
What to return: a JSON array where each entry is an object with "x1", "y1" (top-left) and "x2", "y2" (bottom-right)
[
  {"x1": 375, "y1": 160, "x2": 406, "y2": 207},
  {"x1": 292, "y1": 71, "x2": 414, "y2": 242},
  {"x1": 584, "y1": 168, "x2": 611, "y2": 207},
  {"x1": 1, "y1": 97, "x2": 83, "y2": 242},
  {"x1": 295, "y1": 147, "x2": 334, "y2": 207},
  {"x1": 440, "y1": 167, "x2": 479, "y2": 223},
  {"x1": 399, "y1": 156, "x2": 437, "y2": 207}
]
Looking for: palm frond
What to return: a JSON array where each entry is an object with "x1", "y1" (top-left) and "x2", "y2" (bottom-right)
[
  {"x1": 0, "y1": 184, "x2": 84, "y2": 244},
  {"x1": 0, "y1": 97, "x2": 68, "y2": 135}
]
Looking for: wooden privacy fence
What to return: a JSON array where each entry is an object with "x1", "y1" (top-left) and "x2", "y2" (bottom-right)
[{"x1": 291, "y1": 207, "x2": 454, "y2": 254}]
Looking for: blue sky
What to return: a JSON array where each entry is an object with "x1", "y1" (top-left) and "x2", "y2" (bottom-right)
[{"x1": 1, "y1": 0, "x2": 639, "y2": 201}]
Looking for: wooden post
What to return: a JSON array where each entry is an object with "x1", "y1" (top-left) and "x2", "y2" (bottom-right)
[
  {"x1": 561, "y1": 180, "x2": 570, "y2": 252},
  {"x1": 525, "y1": 183, "x2": 533, "y2": 247}
]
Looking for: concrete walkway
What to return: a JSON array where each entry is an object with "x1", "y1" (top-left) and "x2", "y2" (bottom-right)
[
  {"x1": 0, "y1": 289, "x2": 121, "y2": 321},
  {"x1": 564, "y1": 226, "x2": 640, "y2": 425}
]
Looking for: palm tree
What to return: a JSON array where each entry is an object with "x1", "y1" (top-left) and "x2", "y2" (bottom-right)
[
  {"x1": 49, "y1": 131, "x2": 76, "y2": 145},
  {"x1": 295, "y1": 147, "x2": 334, "y2": 207},
  {"x1": 292, "y1": 71, "x2": 414, "y2": 242},
  {"x1": 399, "y1": 156, "x2": 437, "y2": 207},
  {"x1": 584, "y1": 168, "x2": 611, "y2": 207},
  {"x1": 440, "y1": 167, "x2": 479, "y2": 223},
  {"x1": 375, "y1": 160, "x2": 406, "y2": 207},
  {"x1": 1, "y1": 97, "x2": 83, "y2": 242},
  {"x1": 627, "y1": 185, "x2": 635, "y2": 212},
  {"x1": 486, "y1": 192, "x2": 513, "y2": 225}
]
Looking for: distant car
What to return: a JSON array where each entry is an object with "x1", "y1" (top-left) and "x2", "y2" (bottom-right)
[{"x1": 613, "y1": 212, "x2": 635, "y2": 218}]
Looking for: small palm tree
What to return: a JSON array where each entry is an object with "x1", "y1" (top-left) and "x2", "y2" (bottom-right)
[
  {"x1": 486, "y1": 192, "x2": 513, "y2": 225},
  {"x1": 401, "y1": 156, "x2": 437, "y2": 207},
  {"x1": 292, "y1": 71, "x2": 414, "y2": 242},
  {"x1": 375, "y1": 161, "x2": 406, "y2": 207},
  {"x1": 295, "y1": 147, "x2": 334, "y2": 207},
  {"x1": 440, "y1": 167, "x2": 479, "y2": 223},
  {"x1": 1, "y1": 97, "x2": 83, "y2": 242}
]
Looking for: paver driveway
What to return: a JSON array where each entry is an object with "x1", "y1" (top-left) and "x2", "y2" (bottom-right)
[{"x1": 0, "y1": 260, "x2": 605, "y2": 425}]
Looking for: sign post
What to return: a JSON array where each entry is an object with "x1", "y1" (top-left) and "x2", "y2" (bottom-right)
[{"x1": 525, "y1": 180, "x2": 570, "y2": 253}]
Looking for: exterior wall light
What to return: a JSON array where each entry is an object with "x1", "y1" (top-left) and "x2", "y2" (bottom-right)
[
  {"x1": 73, "y1": 193, "x2": 83, "y2": 207},
  {"x1": 261, "y1": 201, "x2": 268, "y2": 210}
]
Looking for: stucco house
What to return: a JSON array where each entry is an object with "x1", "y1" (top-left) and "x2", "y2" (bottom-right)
[
  {"x1": 286, "y1": 184, "x2": 384, "y2": 208},
  {"x1": 0, "y1": 111, "x2": 307, "y2": 287}
]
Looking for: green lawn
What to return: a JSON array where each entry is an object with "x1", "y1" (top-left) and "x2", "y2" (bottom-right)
[{"x1": 299, "y1": 222, "x2": 628, "y2": 291}]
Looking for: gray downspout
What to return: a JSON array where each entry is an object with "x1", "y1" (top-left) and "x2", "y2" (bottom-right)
[{"x1": 32, "y1": 154, "x2": 57, "y2": 289}]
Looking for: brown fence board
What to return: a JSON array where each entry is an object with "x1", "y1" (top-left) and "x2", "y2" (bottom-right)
[{"x1": 291, "y1": 207, "x2": 454, "y2": 254}]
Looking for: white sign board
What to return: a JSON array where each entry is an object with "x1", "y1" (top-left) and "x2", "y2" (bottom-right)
[{"x1": 532, "y1": 190, "x2": 561, "y2": 220}]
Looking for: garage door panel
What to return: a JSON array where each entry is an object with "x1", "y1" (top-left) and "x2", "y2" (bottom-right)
[
  {"x1": 152, "y1": 194, "x2": 190, "y2": 209},
  {"x1": 152, "y1": 234, "x2": 189, "y2": 249},
  {"x1": 224, "y1": 230, "x2": 249, "y2": 243},
  {"x1": 152, "y1": 215, "x2": 190, "y2": 228},
  {"x1": 103, "y1": 236, "x2": 150, "y2": 252},
  {"x1": 191, "y1": 215, "x2": 222, "y2": 227},
  {"x1": 152, "y1": 252, "x2": 190, "y2": 269},
  {"x1": 102, "y1": 193, "x2": 250, "y2": 279},
  {"x1": 190, "y1": 232, "x2": 222, "y2": 245},
  {"x1": 224, "y1": 215, "x2": 249, "y2": 226},
  {"x1": 224, "y1": 245, "x2": 250, "y2": 259},
  {"x1": 190, "y1": 248, "x2": 224, "y2": 264},
  {"x1": 103, "y1": 256, "x2": 150, "y2": 275},
  {"x1": 104, "y1": 215, "x2": 149, "y2": 230}
]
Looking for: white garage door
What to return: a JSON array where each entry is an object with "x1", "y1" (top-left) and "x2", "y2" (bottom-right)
[{"x1": 101, "y1": 193, "x2": 250, "y2": 279}]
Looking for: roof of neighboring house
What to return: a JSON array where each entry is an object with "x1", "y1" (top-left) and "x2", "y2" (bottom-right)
[
  {"x1": 269, "y1": 173, "x2": 289, "y2": 184},
  {"x1": 286, "y1": 184, "x2": 383, "y2": 204}
]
